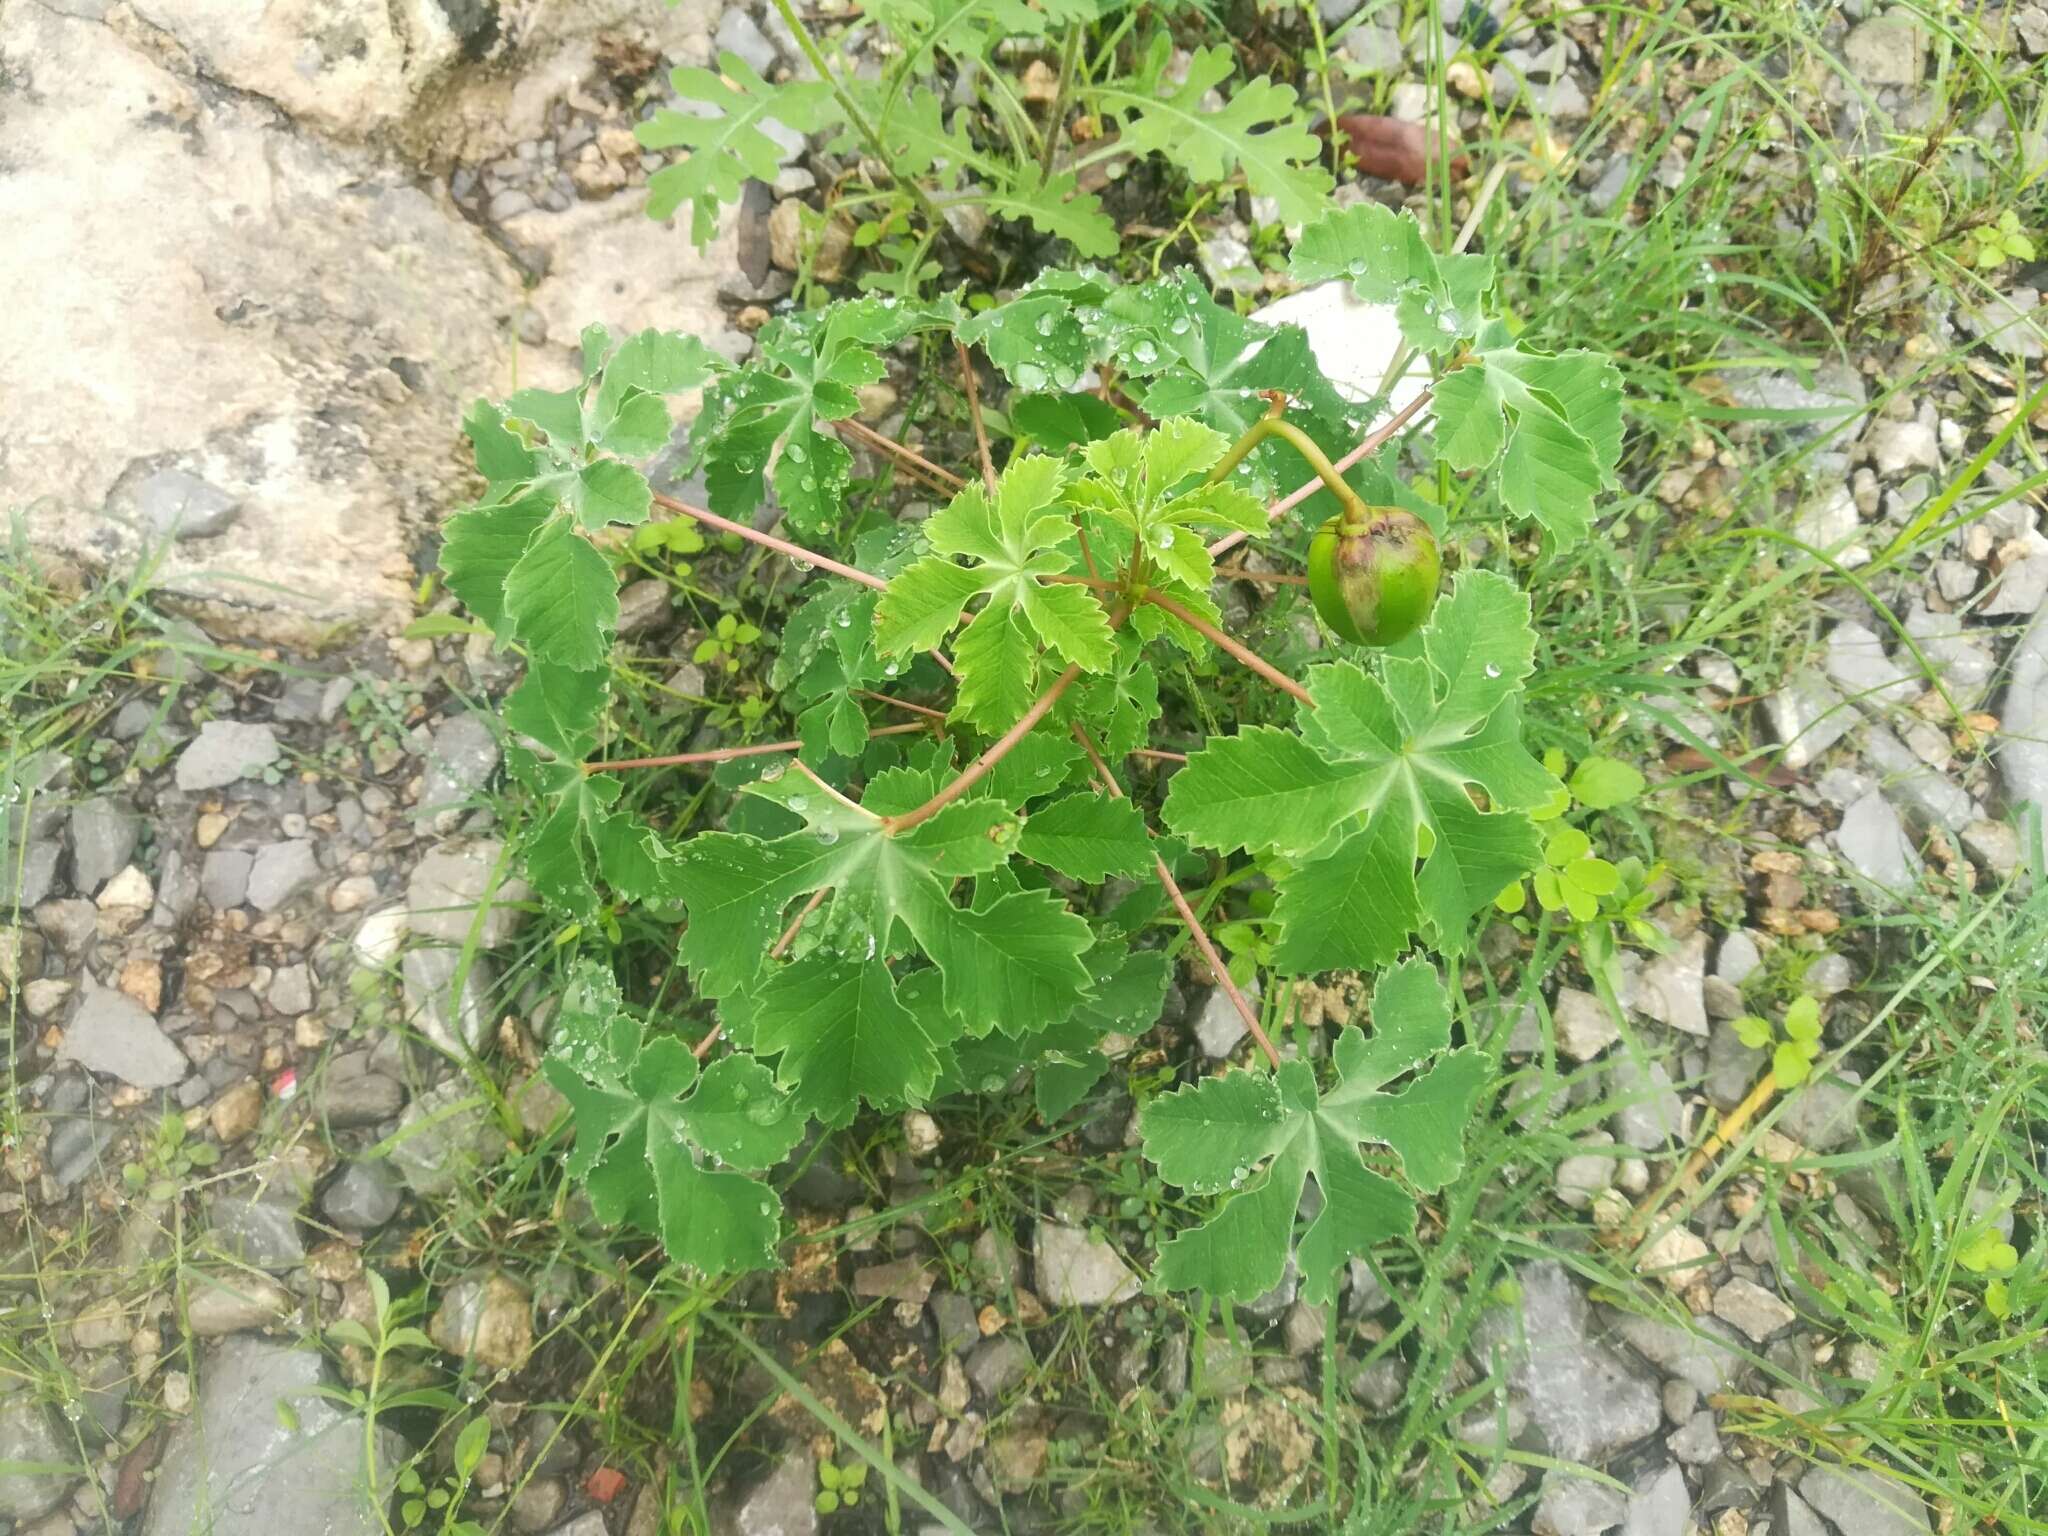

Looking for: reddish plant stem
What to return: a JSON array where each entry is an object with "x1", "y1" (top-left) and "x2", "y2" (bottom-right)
[
  {"x1": 959, "y1": 341, "x2": 999, "y2": 494},
  {"x1": 1130, "y1": 747, "x2": 1189, "y2": 764},
  {"x1": 858, "y1": 690, "x2": 948, "y2": 720},
  {"x1": 1205, "y1": 387, "x2": 1436, "y2": 561},
  {"x1": 835, "y1": 418, "x2": 965, "y2": 496},
  {"x1": 583, "y1": 721, "x2": 926, "y2": 774},
  {"x1": 881, "y1": 662, "x2": 1085, "y2": 835},
  {"x1": 1070, "y1": 727, "x2": 1279, "y2": 1070},
  {"x1": 651, "y1": 491, "x2": 887, "y2": 592},
  {"x1": 771, "y1": 886, "x2": 832, "y2": 961},
  {"x1": 1139, "y1": 590, "x2": 1314, "y2": 707}
]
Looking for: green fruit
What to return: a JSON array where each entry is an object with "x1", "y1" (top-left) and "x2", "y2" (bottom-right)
[{"x1": 1306, "y1": 508, "x2": 1441, "y2": 646}]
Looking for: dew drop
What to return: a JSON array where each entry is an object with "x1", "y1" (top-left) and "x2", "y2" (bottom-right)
[
  {"x1": 786, "y1": 794, "x2": 810, "y2": 813},
  {"x1": 1484, "y1": 663, "x2": 1501, "y2": 678},
  {"x1": 978, "y1": 1073, "x2": 1007, "y2": 1094},
  {"x1": 785, "y1": 442, "x2": 807, "y2": 464},
  {"x1": 1157, "y1": 528, "x2": 1175, "y2": 548},
  {"x1": 1169, "y1": 317, "x2": 1191, "y2": 335},
  {"x1": 835, "y1": 611, "x2": 852, "y2": 628},
  {"x1": 745, "y1": 1099, "x2": 781, "y2": 1125},
  {"x1": 1132, "y1": 339, "x2": 1158, "y2": 365},
  {"x1": 792, "y1": 557, "x2": 815, "y2": 572},
  {"x1": 816, "y1": 826, "x2": 840, "y2": 846},
  {"x1": 1014, "y1": 362, "x2": 1047, "y2": 391},
  {"x1": 1035, "y1": 313, "x2": 1058, "y2": 336}
]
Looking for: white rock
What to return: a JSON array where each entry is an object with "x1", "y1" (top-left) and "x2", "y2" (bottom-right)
[
  {"x1": 1552, "y1": 988, "x2": 1620, "y2": 1061},
  {"x1": 353, "y1": 906, "x2": 410, "y2": 968},
  {"x1": 4, "y1": 4, "x2": 516, "y2": 641},
  {"x1": 1835, "y1": 792, "x2": 1921, "y2": 890},
  {"x1": 1865, "y1": 413, "x2": 1939, "y2": 476},
  {"x1": 2000, "y1": 604, "x2": 2048, "y2": 808},
  {"x1": 129, "y1": 0, "x2": 462, "y2": 137},
  {"x1": 1824, "y1": 622, "x2": 1916, "y2": 711},
  {"x1": 1792, "y1": 486, "x2": 1869, "y2": 567},
  {"x1": 1032, "y1": 1222, "x2": 1140, "y2": 1307},
  {"x1": 1634, "y1": 931, "x2": 1709, "y2": 1038},
  {"x1": 1253, "y1": 284, "x2": 1433, "y2": 422},
  {"x1": 1765, "y1": 669, "x2": 1855, "y2": 769}
]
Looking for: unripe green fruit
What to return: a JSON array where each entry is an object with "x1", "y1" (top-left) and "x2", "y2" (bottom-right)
[{"x1": 1306, "y1": 509, "x2": 1441, "y2": 647}]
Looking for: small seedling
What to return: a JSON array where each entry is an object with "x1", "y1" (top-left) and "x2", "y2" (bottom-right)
[
  {"x1": 691, "y1": 612, "x2": 761, "y2": 672},
  {"x1": 814, "y1": 1457, "x2": 867, "y2": 1515},
  {"x1": 1733, "y1": 995, "x2": 1824, "y2": 1087},
  {"x1": 122, "y1": 1111, "x2": 220, "y2": 1200},
  {"x1": 1954, "y1": 209, "x2": 2037, "y2": 271}
]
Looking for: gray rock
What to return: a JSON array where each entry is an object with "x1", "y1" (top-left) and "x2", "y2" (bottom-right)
[
  {"x1": 1861, "y1": 725, "x2": 1979, "y2": 835},
  {"x1": 1716, "y1": 931, "x2": 1762, "y2": 985},
  {"x1": 1633, "y1": 932, "x2": 1709, "y2": 1038},
  {"x1": 1987, "y1": 543, "x2": 2048, "y2": 617},
  {"x1": 313, "y1": 1071, "x2": 407, "y2": 1130},
  {"x1": 1198, "y1": 232, "x2": 1261, "y2": 295},
  {"x1": 416, "y1": 713, "x2": 500, "y2": 832},
  {"x1": 406, "y1": 840, "x2": 531, "y2": 947},
  {"x1": 1033, "y1": 1221, "x2": 1140, "y2": 1307},
  {"x1": 207, "y1": 1191, "x2": 306, "y2": 1271},
  {"x1": 1193, "y1": 978, "x2": 1259, "y2": 1058},
  {"x1": 202, "y1": 849, "x2": 254, "y2": 909},
  {"x1": 1798, "y1": 1463, "x2": 1929, "y2": 1536},
  {"x1": 1727, "y1": 363, "x2": 1867, "y2": 432},
  {"x1": 0, "y1": 1400, "x2": 75, "y2": 1522},
  {"x1": 1770, "y1": 1483, "x2": 1830, "y2": 1536},
  {"x1": 389, "y1": 1076, "x2": 506, "y2": 1195},
  {"x1": 966, "y1": 1335, "x2": 1031, "y2": 1400},
  {"x1": 175, "y1": 721, "x2": 282, "y2": 792},
  {"x1": 267, "y1": 961, "x2": 314, "y2": 1016},
  {"x1": 969, "y1": 1227, "x2": 1020, "y2": 1290},
  {"x1": 401, "y1": 945, "x2": 497, "y2": 1056},
  {"x1": 1347, "y1": 1257, "x2": 1391, "y2": 1316},
  {"x1": 1999, "y1": 604, "x2": 2048, "y2": 807},
  {"x1": 428, "y1": 1272, "x2": 531, "y2": 1370},
  {"x1": 10, "y1": 838, "x2": 62, "y2": 907},
  {"x1": 1535, "y1": 1469, "x2": 1627, "y2": 1535},
  {"x1": 1865, "y1": 413, "x2": 1939, "y2": 475},
  {"x1": 127, "y1": 466, "x2": 241, "y2": 539},
  {"x1": 1765, "y1": 669, "x2": 1855, "y2": 770},
  {"x1": 184, "y1": 1273, "x2": 293, "y2": 1334},
  {"x1": 1554, "y1": 988, "x2": 1620, "y2": 1060},
  {"x1": 1793, "y1": 486, "x2": 1866, "y2": 565},
  {"x1": 321, "y1": 1161, "x2": 404, "y2": 1230},
  {"x1": 1806, "y1": 952, "x2": 1852, "y2": 996},
  {"x1": 1525, "y1": 74, "x2": 1589, "y2": 122},
  {"x1": 1777, "y1": 1074, "x2": 1861, "y2": 1152},
  {"x1": 246, "y1": 838, "x2": 319, "y2": 911},
  {"x1": 543, "y1": 1518, "x2": 609, "y2": 1536},
  {"x1": 69, "y1": 796, "x2": 140, "y2": 894},
  {"x1": 929, "y1": 1290, "x2": 979, "y2": 1356},
  {"x1": 1340, "y1": 23, "x2": 1401, "y2": 71},
  {"x1": 1348, "y1": 1354, "x2": 1408, "y2": 1414},
  {"x1": 724, "y1": 1446, "x2": 816, "y2": 1536},
  {"x1": 1555, "y1": 1132, "x2": 1618, "y2": 1210},
  {"x1": 1825, "y1": 622, "x2": 1916, "y2": 710},
  {"x1": 1712, "y1": 1277, "x2": 1796, "y2": 1341},
  {"x1": 1610, "y1": 1055, "x2": 1684, "y2": 1150},
  {"x1": 77, "y1": 1353, "x2": 131, "y2": 1444},
  {"x1": 141, "y1": 1338, "x2": 402, "y2": 1536},
  {"x1": 59, "y1": 986, "x2": 186, "y2": 1087},
  {"x1": 1470, "y1": 1261, "x2": 1662, "y2": 1464},
  {"x1": 714, "y1": 7, "x2": 780, "y2": 77},
  {"x1": 1705, "y1": 1019, "x2": 1769, "y2": 1110},
  {"x1": 1622, "y1": 1463, "x2": 1689, "y2": 1536},
  {"x1": 1957, "y1": 286, "x2": 2046, "y2": 361},
  {"x1": 1605, "y1": 1308, "x2": 1745, "y2": 1397},
  {"x1": 1844, "y1": 9, "x2": 1926, "y2": 85},
  {"x1": 1835, "y1": 791, "x2": 1920, "y2": 890},
  {"x1": 1668, "y1": 1410, "x2": 1720, "y2": 1465}
]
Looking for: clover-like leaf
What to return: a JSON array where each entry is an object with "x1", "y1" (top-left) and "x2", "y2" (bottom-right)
[
  {"x1": 1163, "y1": 571, "x2": 1554, "y2": 973},
  {"x1": 543, "y1": 961, "x2": 802, "y2": 1275},
  {"x1": 1139, "y1": 961, "x2": 1489, "y2": 1302}
]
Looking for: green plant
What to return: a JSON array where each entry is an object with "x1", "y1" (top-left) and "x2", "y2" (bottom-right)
[
  {"x1": 692, "y1": 611, "x2": 762, "y2": 672},
  {"x1": 1951, "y1": 207, "x2": 2037, "y2": 271},
  {"x1": 1732, "y1": 994, "x2": 1824, "y2": 1088},
  {"x1": 438, "y1": 199, "x2": 1623, "y2": 1303},
  {"x1": 121, "y1": 1110, "x2": 221, "y2": 1200},
  {"x1": 635, "y1": 1, "x2": 1333, "y2": 291},
  {"x1": 813, "y1": 1457, "x2": 869, "y2": 1515}
]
